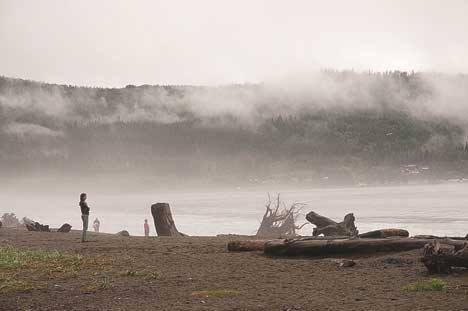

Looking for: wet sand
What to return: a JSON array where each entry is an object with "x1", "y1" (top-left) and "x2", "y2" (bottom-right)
[{"x1": 0, "y1": 228, "x2": 467, "y2": 311}]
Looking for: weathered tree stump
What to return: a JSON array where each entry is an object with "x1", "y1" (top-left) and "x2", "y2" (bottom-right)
[
  {"x1": 359, "y1": 229, "x2": 409, "y2": 239},
  {"x1": 57, "y1": 223, "x2": 72, "y2": 233},
  {"x1": 421, "y1": 240, "x2": 468, "y2": 273},
  {"x1": 151, "y1": 203, "x2": 186, "y2": 237},
  {"x1": 306, "y1": 211, "x2": 358, "y2": 237}
]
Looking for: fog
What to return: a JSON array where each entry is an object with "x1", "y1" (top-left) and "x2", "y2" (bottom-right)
[
  {"x1": 2, "y1": 0, "x2": 468, "y2": 86},
  {"x1": 2, "y1": 1, "x2": 468, "y2": 237}
]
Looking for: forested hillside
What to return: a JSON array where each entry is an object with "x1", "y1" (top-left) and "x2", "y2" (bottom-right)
[{"x1": 1, "y1": 71, "x2": 468, "y2": 186}]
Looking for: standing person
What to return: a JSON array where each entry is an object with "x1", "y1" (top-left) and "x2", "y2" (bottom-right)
[
  {"x1": 144, "y1": 219, "x2": 150, "y2": 237},
  {"x1": 93, "y1": 218, "x2": 100, "y2": 233},
  {"x1": 79, "y1": 193, "x2": 90, "y2": 242}
]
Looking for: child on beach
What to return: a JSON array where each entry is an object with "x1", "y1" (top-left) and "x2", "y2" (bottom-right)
[
  {"x1": 93, "y1": 218, "x2": 100, "y2": 233},
  {"x1": 144, "y1": 219, "x2": 150, "y2": 237},
  {"x1": 79, "y1": 193, "x2": 90, "y2": 242}
]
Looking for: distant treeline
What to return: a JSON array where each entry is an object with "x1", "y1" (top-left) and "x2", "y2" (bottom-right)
[{"x1": 1, "y1": 72, "x2": 468, "y2": 184}]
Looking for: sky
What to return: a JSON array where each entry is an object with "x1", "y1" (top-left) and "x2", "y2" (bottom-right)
[{"x1": 1, "y1": 0, "x2": 468, "y2": 87}]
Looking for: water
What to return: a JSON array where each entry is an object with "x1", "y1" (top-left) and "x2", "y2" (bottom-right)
[{"x1": 2, "y1": 183, "x2": 468, "y2": 237}]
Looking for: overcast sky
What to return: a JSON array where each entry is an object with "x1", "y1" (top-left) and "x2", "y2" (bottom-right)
[{"x1": 1, "y1": 0, "x2": 467, "y2": 87}]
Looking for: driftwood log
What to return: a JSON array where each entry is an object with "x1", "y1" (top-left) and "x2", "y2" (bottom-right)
[
  {"x1": 151, "y1": 203, "x2": 186, "y2": 237},
  {"x1": 57, "y1": 223, "x2": 72, "y2": 233},
  {"x1": 227, "y1": 240, "x2": 270, "y2": 252},
  {"x1": 306, "y1": 211, "x2": 358, "y2": 237},
  {"x1": 359, "y1": 229, "x2": 409, "y2": 239},
  {"x1": 413, "y1": 235, "x2": 468, "y2": 240},
  {"x1": 227, "y1": 237, "x2": 349, "y2": 252},
  {"x1": 421, "y1": 240, "x2": 468, "y2": 273},
  {"x1": 25, "y1": 222, "x2": 50, "y2": 232},
  {"x1": 264, "y1": 238, "x2": 431, "y2": 257}
]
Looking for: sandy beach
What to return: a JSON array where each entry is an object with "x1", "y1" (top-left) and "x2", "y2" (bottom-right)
[{"x1": 1, "y1": 228, "x2": 467, "y2": 311}]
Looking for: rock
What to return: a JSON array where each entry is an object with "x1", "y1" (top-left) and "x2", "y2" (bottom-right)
[
  {"x1": 57, "y1": 223, "x2": 72, "y2": 233},
  {"x1": 330, "y1": 258, "x2": 356, "y2": 267},
  {"x1": 116, "y1": 230, "x2": 130, "y2": 237}
]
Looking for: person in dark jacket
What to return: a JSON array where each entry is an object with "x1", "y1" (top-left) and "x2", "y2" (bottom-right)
[{"x1": 79, "y1": 193, "x2": 90, "y2": 242}]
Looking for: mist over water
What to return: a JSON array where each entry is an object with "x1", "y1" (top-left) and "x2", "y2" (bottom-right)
[{"x1": 3, "y1": 183, "x2": 468, "y2": 237}]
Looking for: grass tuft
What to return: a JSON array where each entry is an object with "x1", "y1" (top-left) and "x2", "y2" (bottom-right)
[
  {"x1": 403, "y1": 278, "x2": 447, "y2": 292},
  {"x1": 0, "y1": 246, "x2": 82, "y2": 270},
  {"x1": 191, "y1": 289, "x2": 240, "y2": 298},
  {"x1": 0, "y1": 246, "x2": 87, "y2": 293}
]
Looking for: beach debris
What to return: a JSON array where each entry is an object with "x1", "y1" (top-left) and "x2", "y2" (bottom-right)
[
  {"x1": 24, "y1": 219, "x2": 50, "y2": 232},
  {"x1": 306, "y1": 211, "x2": 358, "y2": 237},
  {"x1": 421, "y1": 240, "x2": 468, "y2": 273},
  {"x1": 264, "y1": 238, "x2": 432, "y2": 257},
  {"x1": 256, "y1": 193, "x2": 307, "y2": 238},
  {"x1": 359, "y1": 229, "x2": 409, "y2": 239},
  {"x1": 227, "y1": 240, "x2": 270, "y2": 252},
  {"x1": 116, "y1": 230, "x2": 130, "y2": 237},
  {"x1": 413, "y1": 235, "x2": 468, "y2": 240},
  {"x1": 330, "y1": 258, "x2": 356, "y2": 267},
  {"x1": 57, "y1": 223, "x2": 72, "y2": 233},
  {"x1": 151, "y1": 203, "x2": 186, "y2": 237},
  {"x1": 227, "y1": 236, "x2": 351, "y2": 252}
]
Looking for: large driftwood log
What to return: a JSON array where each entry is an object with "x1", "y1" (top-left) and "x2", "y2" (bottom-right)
[
  {"x1": 306, "y1": 211, "x2": 358, "y2": 237},
  {"x1": 151, "y1": 203, "x2": 186, "y2": 237},
  {"x1": 227, "y1": 240, "x2": 270, "y2": 252},
  {"x1": 421, "y1": 240, "x2": 468, "y2": 273},
  {"x1": 264, "y1": 238, "x2": 431, "y2": 257},
  {"x1": 227, "y1": 237, "x2": 349, "y2": 252},
  {"x1": 359, "y1": 229, "x2": 409, "y2": 239}
]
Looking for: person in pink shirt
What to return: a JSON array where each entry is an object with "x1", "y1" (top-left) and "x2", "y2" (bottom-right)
[{"x1": 144, "y1": 219, "x2": 150, "y2": 237}]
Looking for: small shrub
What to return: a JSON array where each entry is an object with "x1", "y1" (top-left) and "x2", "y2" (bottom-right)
[{"x1": 403, "y1": 278, "x2": 447, "y2": 292}]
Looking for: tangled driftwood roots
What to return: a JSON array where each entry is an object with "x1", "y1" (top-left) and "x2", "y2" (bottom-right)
[{"x1": 256, "y1": 194, "x2": 308, "y2": 238}]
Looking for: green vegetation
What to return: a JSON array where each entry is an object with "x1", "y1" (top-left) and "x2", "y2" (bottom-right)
[
  {"x1": 0, "y1": 246, "x2": 117, "y2": 293},
  {"x1": 191, "y1": 289, "x2": 241, "y2": 298},
  {"x1": 0, "y1": 246, "x2": 82, "y2": 270},
  {"x1": 403, "y1": 278, "x2": 447, "y2": 292}
]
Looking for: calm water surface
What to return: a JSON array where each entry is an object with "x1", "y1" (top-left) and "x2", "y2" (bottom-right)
[{"x1": 3, "y1": 183, "x2": 468, "y2": 237}]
